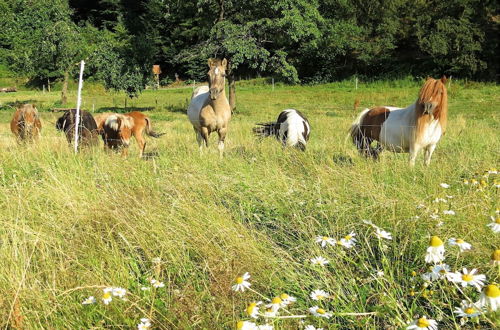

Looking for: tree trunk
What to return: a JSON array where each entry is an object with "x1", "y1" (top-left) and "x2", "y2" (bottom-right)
[
  {"x1": 61, "y1": 70, "x2": 69, "y2": 105},
  {"x1": 228, "y1": 73, "x2": 236, "y2": 113},
  {"x1": 218, "y1": 0, "x2": 225, "y2": 22}
]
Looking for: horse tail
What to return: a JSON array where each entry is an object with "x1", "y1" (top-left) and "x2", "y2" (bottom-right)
[
  {"x1": 253, "y1": 122, "x2": 278, "y2": 138},
  {"x1": 144, "y1": 117, "x2": 165, "y2": 138},
  {"x1": 348, "y1": 108, "x2": 371, "y2": 150}
]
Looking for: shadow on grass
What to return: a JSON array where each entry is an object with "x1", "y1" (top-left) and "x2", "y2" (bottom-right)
[{"x1": 95, "y1": 106, "x2": 155, "y2": 113}]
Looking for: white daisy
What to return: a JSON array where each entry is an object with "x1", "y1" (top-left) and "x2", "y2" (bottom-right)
[
  {"x1": 150, "y1": 279, "x2": 165, "y2": 288},
  {"x1": 310, "y1": 289, "x2": 330, "y2": 301},
  {"x1": 492, "y1": 249, "x2": 500, "y2": 266},
  {"x1": 416, "y1": 204, "x2": 426, "y2": 209},
  {"x1": 487, "y1": 216, "x2": 500, "y2": 233},
  {"x1": 151, "y1": 257, "x2": 161, "y2": 263},
  {"x1": 440, "y1": 183, "x2": 450, "y2": 188},
  {"x1": 112, "y1": 287, "x2": 127, "y2": 298},
  {"x1": 309, "y1": 306, "x2": 332, "y2": 318},
  {"x1": 315, "y1": 235, "x2": 336, "y2": 247},
  {"x1": 433, "y1": 198, "x2": 447, "y2": 203},
  {"x1": 471, "y1": 179, "x2": 479, "y2": 185},
  {"x1": 375, "y1": 228, "x2": 392, "y2": 240},
  {"x1": 376, "y1": 271, "x2": 385, "y2": 277},
  {"x1": 232, "y1": 272, "x2": 251, "y2": 292},
  {"x1": 279, "y1": 293, "x2": 296, "y2": 306},
  {"x1": 428, "y1": 264, "x2": 453, "y2": 281},
  {"x1": 406, "y1": 316, "x2": 438, "y2": 330},
  {"x1": 447, "y1": 238, "x2": 471, "y2": 252},
  {"x1": 82, "y1": 296, "x2": 96, "y2": 305},
  {"x1": 476, "y1": 284, "x2": 500, "y2": 311},
  {"x1": 140, "y1": 286, "x2": 151, "y2": 291},
  {"x1": 443, "y1": 210, "x2": 455, "y2": 215},
  {"x1": 256, "y1": 324, "x2": 273, "y2": 330},
  {"x1": 488, "y1": 168, "x2": 498, "y2": 175},
  {"x1": 450, "y1": 268, "x2": 486, "y2": 291},
  {"x1": 137, "y1": 318, "x2": 151, "y2": 330},
  {"x1": 305, "y1": 326, "x2": 323, "y2": 330},
  {"x1": 429, "y1": 214, "x2": 440, "y2": 220},
  {"x1": 339, "y1": 232, "x2": 357, "y2": 248},
  {"x1": 246, "y1": 301, "x2": 262, "y2": 319},
  {"x1": 102, "y1": 287, "x2": 113, "y2": 305},
  {"x1": 266, "y1": 297, "x2": 283, "y2": 312},
  {"x1": 310, "y1": 256, "x2": 329, "y2": 266},
  {"x1": 453, "y1": 300, "x2": 482, "y2": 318},
  {"x1": 237, "y1": 321, "x2": 258, "y2": 330},
  {"x1": 425, "y1": 236, "x2": 445, "y2": 264}
]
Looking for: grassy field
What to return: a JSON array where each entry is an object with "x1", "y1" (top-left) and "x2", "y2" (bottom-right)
[{"x1": 0, "y1": 78, "x2": 499, "y2": 329}]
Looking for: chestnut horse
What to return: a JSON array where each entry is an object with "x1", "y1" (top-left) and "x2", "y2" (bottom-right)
[
  {"x1": 187, "y1": 58, "x2": 231, "y2": 157},
  {"x1": 10, "y1": 104, "x2": 42, "y2": 142},
  {"x1": 350, "y1": 76, "x2": 448, "y2": 166}
]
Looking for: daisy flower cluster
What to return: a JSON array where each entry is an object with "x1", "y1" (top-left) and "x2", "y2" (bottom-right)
[{"x1": 462, "y1": 168, "x2": 499, "y2": 190}]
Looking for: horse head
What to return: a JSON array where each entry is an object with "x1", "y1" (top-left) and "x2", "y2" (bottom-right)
[
  {"x1": 207, "y1": 58, "x2": 227, "y2": 100},
  {"x1": 105, "y1": 114, "x2": 134, "y2": 147},
  {"x1": 417, "y1": 76, "x2": 447, "y2": 116}
]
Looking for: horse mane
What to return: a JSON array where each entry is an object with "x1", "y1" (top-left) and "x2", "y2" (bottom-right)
[{"x1": 415, "y1": 77, "x2": 448, "y2": 141}]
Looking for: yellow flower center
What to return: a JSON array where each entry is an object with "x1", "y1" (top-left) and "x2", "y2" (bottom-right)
[
  {"x1": 462, "y1": 274, "x2": 474, "y2": 282},
  {"x1": 495, "y1": 217, "x2": 500, "y2": 224},
  {"x1": 272, "y1": 297, "x2": 282, "y2": 304},
  {"x1": 280, "y1": 293, "x2": 289, "y2": 300},
  {"x1": 236, "y1": 277, "x2": 244, "y2": 284},
  {"x1": 456, "y1": 239, "x2": 464, "y2": 244},
  {"x1": 411, "y1": 271, "x2": 417, "y2": 277},
  {"x1": 409, "y1": 290, "x2": 415, "y2": 296},
  {"x1": 492, "y1": 249, "x2": 500, "y2": 261},
  {"x1": 472, "y1": 179, "x2": 477, "y2": 183},
  {"x1": 246, "y1": 303, "x2": 257, "y2": 315},
  {"x1": 344, "y1": 235, "x2": 352, "y2": 240},
  {"x1": 439, "y1": 269, "x2": 447, "y2": 274},
  {"x1": 103, "y1": 292, "x2": 111, "y2": 300},
  {"x1": 322, "y1": 236, "x2": 329, "y2": 241},
  {"x1": 464, "y1": 307, "x2": 475, "y2": 314},
  {"x1": 237, "y1": 321, "x2": 244, "y2": 329},
  {"x1": 416, "y1": 317, "x2": 430, "y2": 327},
  {"x1": 485, "y1": 284, "x2": 500, "y2": 298},
  {"x1": 429, "y1": 236, "x2": 443, "y2": 247},
  {"x1": 463, "y1": 179, "x2": 469, "y2": 184},
  {"x1": 316, "y1": 294, "x2": 324, "y2": 300},
  {"x1": 317, "y1": 308, "x2": 326, "y2": 314}
]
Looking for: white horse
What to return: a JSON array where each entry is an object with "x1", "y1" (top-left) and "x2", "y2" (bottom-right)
[
  {"x1": 253, "y1": 109, "x2": 311, "y2": 151},
  {"x1": 187, "y1": 59, "x2": 231, "y2": 157},
  {"x1": 350, "y1": 76, "x2": 448, "y2": 166}
]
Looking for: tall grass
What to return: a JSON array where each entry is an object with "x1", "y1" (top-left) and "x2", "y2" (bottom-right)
[{"x1": 0, "y1": 80, "x2": 498, "y2": 328}]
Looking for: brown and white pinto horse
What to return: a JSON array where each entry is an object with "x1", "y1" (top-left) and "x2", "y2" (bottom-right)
[
  {"x1": 10, "y1": 103, "x2": 42, "y2": 142},
  {"x1": 350, "y1": 76, "x2": 448, "y2": 166},
  {"x1": 98, "y1": 111, "x2": 163, "y2": 157}
]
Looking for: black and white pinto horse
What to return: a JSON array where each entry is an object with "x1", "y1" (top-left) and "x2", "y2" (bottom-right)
[{"x1": 253, "y1": 109, "x2": 311, "y2": 151}]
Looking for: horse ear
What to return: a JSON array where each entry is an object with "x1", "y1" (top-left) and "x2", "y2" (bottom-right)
[
  {"x1": 207, "y1": 58, "x2": 214, "y2": 68},
  {"x1": 440, "y1": 75, "x2": 447, "y2": 84},
  {"x1": 221, "y1": 58, "x2": 227, "y2": 68}
]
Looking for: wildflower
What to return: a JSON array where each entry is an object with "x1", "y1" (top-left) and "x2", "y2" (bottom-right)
[
  {"x1": 112, "y1": 287, "x2": 127, "y2": 298},
  {"x1": 433, "y1": 198, "x2": 447, "y2": 203},
  {"x1": 376, "y1": 270, "x2": 385, "y2": 277},
  {"x1": 246, "y1": 301, "x2": 262, "y2": 318},
  {"x1": 340, "y1": 232, "x2": 357, "y2": 248},
  {"x1": 152, "y1": 257, "x2": 161, "y2": 263},
  {"x1": 416, "y1": 204, "x2": 426, "y2": 209},
  {"x1": 406, "y1": 316, "x2": 438, "y2": 330},
  {"x1": 279, "y1": 293, "x2": 296, "y2": 306},
  {"x1": 102, "y1": 287, "x2": 113, "y2": 305},
  {"x1": 425, "y1": 236, "x2": 445, "y2": 264},
  {"x1": 476, "y1": 284, "x2": 500, "y2": 311},
  {"x1": 138, "y1": 318, "x2": 151, "y2": 330},
  {"x1": 487, "y1": 216, "x2": 500, "y2": 233},
  {"x1": 263, "y1": 308, "x2": 277, "y2": 318},
  {"x1": 257, "y1": 325, "x2": 273, "y2": 330},
  {"x1": 425, "y1": 264, "x2": 452, "y2": 281},
  {"x1": 266, "y1": 297, "x2": 283, "y2": 312},
  {"x1": 463, "y1": 179, "x2": 469, "y2": 185},
  {"x1": 443, "y1": 210, "x2": 455, "y2": 216},
  {"x1": 309, "y1": 306, "x2": 332, "y2": 318},
  {"x1": 82, "y1": 296, "x2": 96, "y2": 305},
  {"x1": 375, "y1": 228, "x2": 392, "y2": 240},
  {"x1": 150, "y1": 279, "x2": 165, "y2": 288},
  {"x1": 315, "y1": 235, "x2": 336, "y2": 247},
  {"x1": 237, "y1": 321, "x2": 257, "y2": 330},
  {"x1": 471, "y1": 179, "x2": 478, "y2": 185},
  {"x1": 310, "y1": 289, "x2": 330, "y2": 301},
  {"x1": 140, "y1": 286, "x2": 151, "y2": 291},
  {"x1": 453, "y1": 300, "x2": 482, "y2": 318},
  {"x1": 429, "y1": 214, "x2": 440, "y2": 220},
  {"x1": 440, "y1": 183, "x2": 450, "y2": 188},
  {"x1": 491, "y1": 249, "x2": 500, "y2": 266},
  {"x1": 310, "y1": 256, "x2": 329, "y2": 266},
  {"x1": 448, "y1": 238, "x2": 472, "y2": 252},
  {"x1": 232, "y1": 272, "x2": 251, "y2": 292},
  {"x1": 305, "y1": 326, "x2": 323, "y2": 330},
  {"x1": 362, "y1": 219, "x2": 378, "y2": 228},
  {"x1": 488, "y1": 168, "x2": 498, "y2": 175},
  {"x1": 450, "y1": 268, "x2": 486, "y2": 291}
]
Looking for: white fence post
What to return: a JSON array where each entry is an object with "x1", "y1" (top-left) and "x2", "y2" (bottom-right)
[{"x1": 74, "y1": 60, "x2": 85, "y2": 153}]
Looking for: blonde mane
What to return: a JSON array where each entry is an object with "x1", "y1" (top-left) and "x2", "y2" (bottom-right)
[{"x1": 415, "y1": 77, "x2": 448, "y2": 141}]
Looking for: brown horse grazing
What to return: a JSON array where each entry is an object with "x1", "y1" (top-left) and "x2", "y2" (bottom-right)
[
  {"x1": 350, "y1": 76, "x2": 448, "y2": 166},
  {"x1": 56, "y1": 109, "x2": 99, "y2": 148},
  {"x1": 187, "y1": 58, "x2": 231, "y2": 157},
  {"x1": 10, "y1": 104, "x2": 42, "y2": 142},
  {"x1": 99, "y1": 111, "x2": 164, "y2": 157}
]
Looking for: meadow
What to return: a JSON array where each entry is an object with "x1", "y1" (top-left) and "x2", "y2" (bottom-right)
[{"x1": 0, "y1": 78, "x2": 498, "y2": 329}]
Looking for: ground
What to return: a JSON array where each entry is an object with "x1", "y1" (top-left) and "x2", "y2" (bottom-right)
[{"x1": 0, "y1": 78, "x2": 498, "y2": 328}]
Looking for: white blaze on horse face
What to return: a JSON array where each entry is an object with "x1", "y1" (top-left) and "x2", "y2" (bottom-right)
[{"x1": 215, "y1": 67, "x2": 219, "y2": 75}]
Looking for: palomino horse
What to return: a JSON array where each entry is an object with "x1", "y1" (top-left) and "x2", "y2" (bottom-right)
[
  {"x1": 253, "y1": 109, "x2": 311, "y2": 151},
  {"x1": 350, "y1": 76, "x2": 448, "y2": 166},
  {"x1": 187, "y1": 58, "x2": 231, "y2": 157},
  {"x1": 97, "y1": 111, "x2": 163, "y2": 157},
  {"x1": 56, "y1": 109, "x2": 99, "y2": 147},
  {"x1": 10, "y1": 104, "x2": 42, "y2": 142}
]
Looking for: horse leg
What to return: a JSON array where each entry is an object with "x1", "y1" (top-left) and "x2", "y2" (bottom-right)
[
  {"x1": 409, "y1": 143, "x2": 422, "y2": 167},
  {"x1": 217, "y1": 127, "x2": 227, "y2": 158},
  {"x1": 201, "y1": 127, "x2": 209, "y2": 148},
  {"x1": 424, "y1": 144, "x2": 437, "y2": 166},
  {"x1": 135, "y1": 131, "x2": 146, "y2": 158}
]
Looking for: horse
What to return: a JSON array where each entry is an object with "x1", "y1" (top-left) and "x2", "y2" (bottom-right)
[
  {"x1": 349, "y1": 76, "x2": 448, "y2": 166},
  {"x1": 253, "y1": 109, "x2": 311, "y2": 151},
  {"x1": 99, "y1": 111, "x2": 163, "y2": 158},
  {"x1": 187, "y1": 58, "x2": 231, "y2": 157},
  {"x1": 56, "y1": 109, "x2": 100, "y2": 148},
  {"x1": 10, "y1": 104, "x2": 42, "y2": 142}
]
